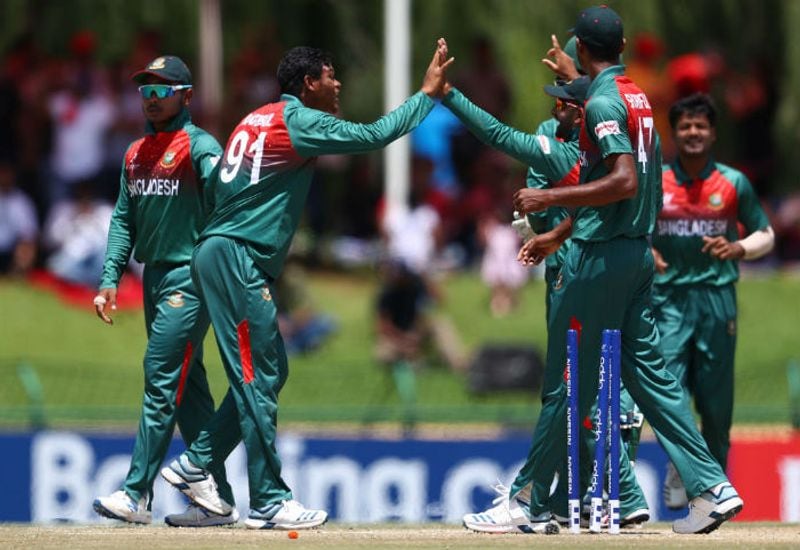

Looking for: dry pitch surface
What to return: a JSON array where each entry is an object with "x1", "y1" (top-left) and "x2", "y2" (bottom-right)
[{"x1": 1, "y1": 523, "x2": 798, "y2": 550}]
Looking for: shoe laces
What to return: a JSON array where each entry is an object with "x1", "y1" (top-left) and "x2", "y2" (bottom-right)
[
  {"x1": 281, "y1": 499, "x2": 305, "y2": 514},
  {"x1": 490, "y1": 481, "x2": 511, "y2": 505}
]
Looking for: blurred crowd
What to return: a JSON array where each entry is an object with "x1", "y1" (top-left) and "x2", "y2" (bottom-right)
[{"x1": 2, "y1": 29, "x2": 800, "y2": 307}]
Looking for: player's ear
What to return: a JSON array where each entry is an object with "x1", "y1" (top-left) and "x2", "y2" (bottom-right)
[
  {"x1": 182, "y1": 88, "x2": 193, "y2": 106},
  {"x1": 303, "y1": 74, "x2": 318, "y2": 92}
]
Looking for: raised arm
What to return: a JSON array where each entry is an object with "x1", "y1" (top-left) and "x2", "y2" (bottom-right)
[{"x1": 289, "y1": 41, "x2": 453, "y2": 157}]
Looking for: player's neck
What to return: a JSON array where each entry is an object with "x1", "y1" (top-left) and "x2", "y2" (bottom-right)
[{"x1": 678, "y1": 154, "x2": 710, "y2": 179}]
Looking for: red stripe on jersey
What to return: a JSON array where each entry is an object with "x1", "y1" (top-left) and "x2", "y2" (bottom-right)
[
  {"x1": 237, "y1": 319, "x2": 255, "y2": 384},
  {"x1": 614, "y1": 76, "x2": 656, "y2": 169},
  {"x1": 660, "y1": 168, "x2": 739, "y2": 221},
  {"x1": 553, "y1": 160, "x2": 581, "y2": 188},
  {"x1": 220, "y1": 101, "x2": 305, "y2": 185},
  {"x1": 176, "y1": 341, "x2": 193, "y2": 407}
]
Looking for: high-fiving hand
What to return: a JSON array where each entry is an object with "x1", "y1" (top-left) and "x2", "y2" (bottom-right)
[{"x1": 421, "y1": 38, "x2": 455, "y2": 98}]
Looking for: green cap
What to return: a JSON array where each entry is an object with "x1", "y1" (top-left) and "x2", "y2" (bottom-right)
[
  {"x1": 563, "y1": 36, "x2": 584, "y2": 73},
  {"x1": 543, "y1": 76, "x2": 591, "y2": 104},
  {"x1": 571, "y1": 5, "x2": 623, "y2": 54},
  {"x1": 131, "y1": 55, "x2": 192, "y2": 85}
]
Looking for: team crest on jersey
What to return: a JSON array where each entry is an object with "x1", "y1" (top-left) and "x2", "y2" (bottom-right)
[
  {"x1": 160, "y1": 151, "x2": 177, "y2": 169},
  {"x1": 148, "y1": 57, "x2": 167, "y2": 70},
  {"x1": 261, "y1": 286, "x2": 272, "y2": 301},
  {"x1": 167, "y1": 292, "x2": 185, "y2": 308},
  {"x1": 663, "y1": 192, "x2": 674, "y2": 206},
  {"x1": 708, "y1": 192, "x2": 724, "y2": 211}
]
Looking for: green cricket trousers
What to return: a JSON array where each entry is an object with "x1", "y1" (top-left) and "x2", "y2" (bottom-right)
[
  {"x1": 185, "y1": 235, "x2": 292, "y2": 512},
  {"x1": 652, "y1": 283, "x2": 737, "y2": 470},
  {"x1": 123, "y1": 264, "x2": 234, "y2": 506}
]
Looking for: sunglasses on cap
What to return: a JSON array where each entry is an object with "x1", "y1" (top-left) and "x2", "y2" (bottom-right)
[
  {"x1": 555, "y1": 97, "x2": 581, "y2": 110},
  {"x1": 138, "y1": 84, "x2": 192, "y2": 99}
]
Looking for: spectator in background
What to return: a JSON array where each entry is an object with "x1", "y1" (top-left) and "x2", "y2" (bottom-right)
[
  {"x1": 411, "y1": 102, "x2": 463, "y2": 197},
  {"x1": 274, "y1": 258, "x2": 337, "y2": 355},
  {"x1": 478, "y1": 207, "x2": 528, "y2": 317},
  {"x1": 0, "y1": 160, "x2": 38, "y2": 276},
  {"x1": 46, "y1": 30, "x2": 115, "y2": 207},
  {"x1": 454, "y1": 35, "x2": 512, "y2": 120},
  {"x1": 43, "y1": 180, "x2": 113, "y2": 287},
  {"x1": 3, "y1": 33, "x2": 50, "y2": 221},
  {"x1": 379, "y1": 155, "x2": 468, "y2": 373},
  {"x1": 381, "y1": 155, "x2": 446, "y2": 275}
]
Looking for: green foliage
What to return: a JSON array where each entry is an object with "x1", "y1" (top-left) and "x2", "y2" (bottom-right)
[{"x1": 1, "y1": 272, "x2": 797, "y2": 428}]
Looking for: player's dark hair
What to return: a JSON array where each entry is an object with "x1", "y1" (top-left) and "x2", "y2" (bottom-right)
[
  {"x1": 277, "y1": 47, "x2": 334, "y2": 97},
  {"x1": 669, "y1": 93, "x2": 717, "y2": 129}
]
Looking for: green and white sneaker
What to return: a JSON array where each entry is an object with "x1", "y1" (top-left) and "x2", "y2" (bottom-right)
[
  {"x1": 462, "y1": 483, "x2": 559, "y2": 534},
  {"x1": 160, "y1": 455, "x2": 232, "y2": 516},
  {"x1": 93, "y1": 490, "x2": 151, "y2": 524},
  {"x1": 244, "y1": 499, "x2": 327, "y2": 530},
  {"x1": 672, "y1": 482, "x2": 743, "y2": 534}
]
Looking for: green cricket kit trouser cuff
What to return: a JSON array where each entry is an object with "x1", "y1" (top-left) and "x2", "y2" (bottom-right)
[
  {"x1": 189, "y1": 236, "x2": 292, "y2": 510},
  {"x1": 122, "y1": 264, "x2": 233, "y2": 506}
]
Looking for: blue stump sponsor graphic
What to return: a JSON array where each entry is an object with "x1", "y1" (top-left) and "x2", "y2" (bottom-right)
[{"x1": 0, "y1": 431, "x2": 683, "y2": 523}]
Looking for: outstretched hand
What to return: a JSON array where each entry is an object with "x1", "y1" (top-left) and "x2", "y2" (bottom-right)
[
  {"x1": 421, "y1": 37, "x2": 455, "y2": 97},
  {"x1": 541, "y1": 34, "x2": 580, "y2": 82}
]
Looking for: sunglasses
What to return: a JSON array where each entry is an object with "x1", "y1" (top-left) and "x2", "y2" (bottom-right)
[
  {"x1": 555, "y1": 97, "x2": 581, "y2": 110},
  {"x1": 138, "y1": 84, "x2": 192, "y2": 99}
]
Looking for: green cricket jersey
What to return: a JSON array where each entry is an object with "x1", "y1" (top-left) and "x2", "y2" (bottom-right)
[
  {"x1": 525, "y1": 119, "x2": 579, "y2": 268},
  {"x1": 575, "y1": 65, "x2": 662, "y2": 242},
  {"x1": 654, "y1": 159, "x2": 769, "y2": 286},
  {"x1": 442, "y1": 89, "x2": 580, "y2": 268},
  {"x1": 202, "y1": 92, "x2": 434, "y2": 280},
  {"x1": 100, "y1": 109, "x2": 222, "y2": 288}
]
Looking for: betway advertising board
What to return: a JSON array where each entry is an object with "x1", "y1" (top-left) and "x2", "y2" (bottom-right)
[{"x1": 0, "y1": 431, "x2": 797, "y2": 523}]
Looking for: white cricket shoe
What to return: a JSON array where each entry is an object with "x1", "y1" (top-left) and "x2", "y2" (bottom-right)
[
  {"x1": 165, "y1": 503, "x2": 239, "y2": 527},
  {"x1": 160, "y1": 455, "x2": 232, "y2": 516},
  {"x1": 462, "y1": 483, "x2": 559, "y2": 534},
  {"x1": 663, "y1": 461, "x2": 689, "y2": 510},
  {"x1": 93, "y1": 490, "x2": 151, "y2": 524},
  {"x1": 672, "y1": 482, "x2": 743, "y2": 534},
  {"x1": 244, "y1": 499, "x2": 327, "y2": 530}
]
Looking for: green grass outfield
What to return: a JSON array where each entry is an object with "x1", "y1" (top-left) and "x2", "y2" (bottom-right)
[
  {"x1": 0, "y1": 523, "x2": 798, "y2": 550},
  {"x1": 1, "y1": 270, "x2": 798, "y2": 428}
]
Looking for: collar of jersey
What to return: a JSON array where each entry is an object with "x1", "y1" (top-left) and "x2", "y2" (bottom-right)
[
  {"x1": 586, "y1": 64, "x2": 626, "y2": 97},
  {"x1": 144, "y1": 107, "x2": 191, "y2": 135},
  {"x1": 282, "y1": 93, "x2": 302, "y2": 105},
  {"x1": 671, "y1": 157, "x2": 716, "y2": 185}
]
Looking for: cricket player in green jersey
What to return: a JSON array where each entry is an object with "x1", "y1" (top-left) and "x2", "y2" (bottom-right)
[
  {"x1": 92, "y1": 56, "x2": 236, "y2": 527},
  {"x1": 654, "y1": 93, "x2": 774, "y2": 510},
  {"x1": 514, "y1": 5, "x2": 744, "y2": 534},
  {"x1": 159, "y1": 43, "x2": 453, "y2": 530},
  {"x1": 443, "y1": 74, "x2": 649, "y2": 532}
]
